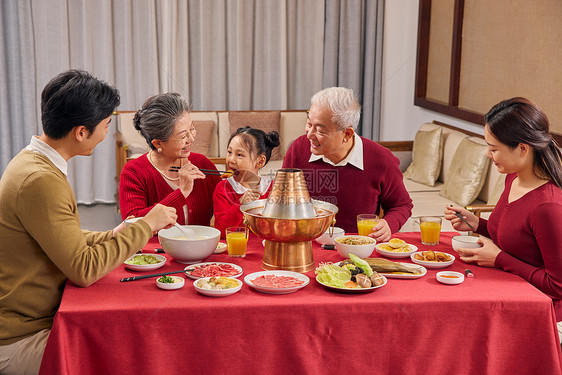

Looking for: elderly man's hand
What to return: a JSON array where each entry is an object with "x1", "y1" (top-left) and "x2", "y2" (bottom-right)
[{"x1": 368, "y1": 219, "x2": 391, "y2": 243}]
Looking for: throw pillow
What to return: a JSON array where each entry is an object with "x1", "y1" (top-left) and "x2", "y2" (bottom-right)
[
  {"x1": 403, "y1": 127, "x2": 443, "y2": 186},
  {"x1": 440, "y1": 137, "x2": 491, "y2": 206},
  {"x1": 191, "y1": 120, "x2": 215, "y2": 156},
  {"x1": 228, "y1": 111, "x2": 282, "y2": 160}
]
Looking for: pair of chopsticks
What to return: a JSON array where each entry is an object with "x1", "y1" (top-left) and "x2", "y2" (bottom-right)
[
  {"x1": 168, "y1": 166, "x2": 238, "y2": 176},
  {"x1": 448, "y1": 205, "x2": 475, "y2": 230},
  {"x1": 120, "y1": 269, "x2": 193, "y2": 282}
]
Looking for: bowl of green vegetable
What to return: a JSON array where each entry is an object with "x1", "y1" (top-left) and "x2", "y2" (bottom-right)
[
  {"x1": 156, "y1": 275, "x2": 185, "y2": 290},
  {"x1": 124, "y1": 253, "x2": 166, "y2": 271}
]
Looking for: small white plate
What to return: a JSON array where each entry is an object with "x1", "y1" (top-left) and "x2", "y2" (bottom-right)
[
  {"x1": 156, "y1": 276, "x2": 185, "y2": 290},
  {"x1": 184, "y1": 262, "x2": 243, "y2": 280},
  {"x1": 436, "y1": 271, "x2": 464, "y2": 285},
  {"x1": 375, "y1": 243, "x2": 418, "y2": 258},
  {"x1": 124, "y1": 254, "x2": 166, "y2": 272},
  {"x1": 410, "y1": 251, "x2": 455, "y2": 269},
  {"x1": 244, "y1": 271, "x2": 309, "y2": 294},
  {"x1": 316, "y1": 274, "x2": 387, "y2": 293},
  {"x1": 378, "y1": 263, "x2": 427, "y2": 279},
  {"x1": 193, "y1": 277, "x2": 242, "y2": 297},
  {"x1": 214, "y1": 242, "x2": 228, "y2": 254}
]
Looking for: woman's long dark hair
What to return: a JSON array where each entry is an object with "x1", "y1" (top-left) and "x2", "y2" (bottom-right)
[{"x1": 485, "y1": 97, "x2": 562, "y2": 188}]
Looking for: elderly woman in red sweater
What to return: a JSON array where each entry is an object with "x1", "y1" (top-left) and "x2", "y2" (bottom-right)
[
  {"x1": 282, "y1": 87, "x2": 412, "y2": 242},
  {"x1": 119, "y1": 93, "x2": 220, "y2": 225},
  {"x1": 445, "y1": 97, "x2": 562, "y2": 343}
]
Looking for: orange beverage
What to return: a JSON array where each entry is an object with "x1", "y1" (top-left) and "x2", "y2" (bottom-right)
[
  {"x1": 357, "y1": 214, "x2": 379, "y2": 236},
  {"x1": 420, "y1": 217, "x2": 441, "y2": 245},
  {"x1": 226, "y1": 228, "x2": 248, "y2": 257}
]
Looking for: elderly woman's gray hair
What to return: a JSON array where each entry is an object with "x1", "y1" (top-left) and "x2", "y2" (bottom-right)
[
  {"x1": 311, "y1": 87, "x2": 361, "y2": 131},
  {"x1": 133, "y1": 92, "x2": 191, "y2": 150}
]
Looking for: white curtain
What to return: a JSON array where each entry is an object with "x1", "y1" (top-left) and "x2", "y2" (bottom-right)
[{"x1": 0, "y1": 0, "x2": 384, "y2": 204}]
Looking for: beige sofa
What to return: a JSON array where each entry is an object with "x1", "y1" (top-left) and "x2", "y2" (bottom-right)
[{"x1": 389, "y1": 121, "x2": 504, "y2": 232}]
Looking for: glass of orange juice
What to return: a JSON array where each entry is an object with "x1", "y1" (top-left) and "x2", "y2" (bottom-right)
[
  {"x1": 420, "y1": 217, "x2": 442, "y2": 245},
  {"x1": 357, "y1": 214, "x2": 379, "y2": 236},
  {"x1": 226, "y1": 227, "x2": 248, "y2": 257}
]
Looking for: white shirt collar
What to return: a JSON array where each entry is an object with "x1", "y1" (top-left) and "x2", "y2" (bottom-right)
[
  {"x1": 227, "y1": 176, "x2": 272, "y2": 195},
  {"x1": 26, "y1": 136, "x2": 68, "y2": 175},
  {"x1": 308, "y1": 133, "x2": 364, "y2": 169}
]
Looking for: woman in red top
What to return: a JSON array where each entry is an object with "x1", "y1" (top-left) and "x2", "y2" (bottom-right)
[
  {"x1": 445, "y1": 97, "x2": 562, "y2": 342},
  {"x1": 119, "y1": 93, "x2": 220, "y2": 225},
  {"x1": 213, "y1": 126, "x2": 280, "y2": 238}
]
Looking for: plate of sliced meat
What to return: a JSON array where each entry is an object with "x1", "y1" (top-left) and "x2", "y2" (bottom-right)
[
  {"x1": 244, "y1": 271, "x2": 310, "y2": 294},
  {"x1": 184, "y1": 262, "x2": 243, "y2": 280}
]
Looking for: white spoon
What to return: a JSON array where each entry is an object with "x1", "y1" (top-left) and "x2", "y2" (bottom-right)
[{"x1": 174, "y1": 223, "x2": 195, "y2": 238}]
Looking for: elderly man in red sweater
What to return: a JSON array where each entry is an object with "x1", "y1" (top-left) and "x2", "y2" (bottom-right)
[{"x1": 282, "y1": 87, "x2": 412, "y2": 242}]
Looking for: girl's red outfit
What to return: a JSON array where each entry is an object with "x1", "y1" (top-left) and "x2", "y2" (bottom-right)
[{"x1": 213, "y1": 177, "x2": 272, "y2": 238}]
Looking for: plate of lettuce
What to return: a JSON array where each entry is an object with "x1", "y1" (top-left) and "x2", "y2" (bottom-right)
[{"x1": 315, "y1": 253, "x2": 387, "y2": 293}]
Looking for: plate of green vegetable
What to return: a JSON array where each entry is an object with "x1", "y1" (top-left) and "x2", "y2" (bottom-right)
[
  {"x1": 315, "y1": 253, "x2": 387, "y2": 293},
  {"x1": 124, "y1": 253, "x2": 166, "y2": 271}
]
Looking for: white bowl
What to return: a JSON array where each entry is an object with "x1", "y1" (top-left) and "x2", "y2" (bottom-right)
[
  {"x1": 193, "y1": 277, "x2": 242, "y2": 297},
  {"x1": 124, "y1": 253, "x2": 167, "y2": 271},
  {"x1": 334, "y1": 235, "x2": 376, "y2": 258},
  {"x1": 451, "y1": 235, "x2": 483, "y2": 252},
  {"x1": 315, "y1": 227, "x2": 345, "y2": 245},
  {"x1": 158, "y1": 225, "x2": 220, "y2": 264},
  {"x1": 156, "y1": 276, "x2": 185, "y2": 290},
  {"x1": 436, "y1": 271, "x2": 464, "y2": 285}
]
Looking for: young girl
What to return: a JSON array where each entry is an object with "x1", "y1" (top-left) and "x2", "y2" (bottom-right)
[
  {"x1": 213, "y1": 126, "x2": 280, "y2": 238},
  {"x1": 444, "y1": 97, "x2": 562, "y2": 342}
]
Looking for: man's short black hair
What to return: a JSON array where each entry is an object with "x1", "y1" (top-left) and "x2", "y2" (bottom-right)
[{"x1": 41, "y1": 70, "x2": 120, "y2": 139}]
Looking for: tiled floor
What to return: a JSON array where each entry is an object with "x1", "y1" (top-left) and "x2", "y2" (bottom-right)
[{"x1": 78, "y1": 204, "x2": 122, "y2": 231}]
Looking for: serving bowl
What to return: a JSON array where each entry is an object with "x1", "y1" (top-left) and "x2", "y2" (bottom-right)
[
  {"x1": 158, "y1": 225, "x2": 220, "y2": 264},
  {"x1": 193, "y1": 277, "x2": 242, "y2": 297},
  {"x1": 315, "y1": 227, "x2": 345, "y2": 246},
  {"x1": 451, "y1": 235, "x2": 482, "y2": 252},
  {"x1": 156, "y1": 276, "x2": 185, "y2": 290},
  {"x1": 334, "y1": 235, "x2": 376, "y2": 258},
  {"x1": 124, "y1": 253, "x2": 166, "y2": 271},
  {"x1": 375, "y1": 242, "x2": 418, "y2": 259}
]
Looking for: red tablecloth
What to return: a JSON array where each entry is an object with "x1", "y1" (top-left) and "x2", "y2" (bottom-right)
[{"x1": 39, "y1": 232, "x2": 562, "y2": 375}]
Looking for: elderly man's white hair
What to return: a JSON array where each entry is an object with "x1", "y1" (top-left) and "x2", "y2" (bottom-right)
[{"x1": 310, "y1": 87, "x2": 361, "y2": 131}]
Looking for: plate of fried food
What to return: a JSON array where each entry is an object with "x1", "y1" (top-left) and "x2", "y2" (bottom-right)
[
  {"x1": 375, "y1": 238, "x2": 418, "y2": 259},
  {"x1": 410, "y1": 250, "x2": 455, "y2": 269}
]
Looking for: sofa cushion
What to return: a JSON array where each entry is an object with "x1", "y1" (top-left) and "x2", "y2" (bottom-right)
[
  {"x1": 403, "y1": 127, "x2": 443, "y2": 186},
  {"x1": 440, "y1": 137, "x2": 491, "y2": 206},
  {"x1": 228, "y1": 111, "x2": 282, "y2": 160},
  {"x1": 190, "y1": 120, "x2": 215, "y2": 156}
]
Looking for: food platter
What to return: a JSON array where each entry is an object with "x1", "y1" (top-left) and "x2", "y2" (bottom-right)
[
  {"x1": 244, "y1": 271, "x2": 309, "y2": 294},
  {"x1": 184, "y1": 262, "x2": 243, "y2": 280},
  {"x1": 316, "y1": 274, "x2": 387, "y2": 293},
  {"x1": 375, "y1": 242, "x2": 418, "y2": 258},
  {"x1": 214, "y1": 242, "x2": 228, "y2": 254},
  {"x1": 124, "y1": 253, "x2": 167, "y2": 272},
  {"x1": 410, "y1": 252, "x2": 455, "y2": 269},
  {"x1": 378, "y1": 263, "x2": 427, "y2": 279},
  {"x1": 193, "y1": 277, "x2": 243, "y2": 297}
]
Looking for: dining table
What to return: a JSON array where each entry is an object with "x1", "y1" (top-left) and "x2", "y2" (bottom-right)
[{"x1": 39, "y1": 232, "x2": 562, "y2": 375}]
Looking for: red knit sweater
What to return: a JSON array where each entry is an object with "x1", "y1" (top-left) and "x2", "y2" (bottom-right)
[
  {"x1": 477, "y1": 173, "x2": 562, "y2": 321},
  {"x1": 282, "y1": 134, "x2": 413, "y2": 233},
  {"x1": 212, "y1": 179, "x2": 272, "y2": 238},
  {"x1": 119, "y1": 153, "x2": 220, "y2": 225}
]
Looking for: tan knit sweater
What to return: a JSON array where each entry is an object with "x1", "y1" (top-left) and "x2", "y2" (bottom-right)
[{"x1": 0, "y1": 150, "x2": 152, "y2": 345}]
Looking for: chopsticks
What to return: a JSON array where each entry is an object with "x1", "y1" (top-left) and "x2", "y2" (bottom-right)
[
  {"x1": 454, "y1": 211, "x2": 475, "y2": 231},
  {"x1": 168, "y1": 166, "x2": 238, "y2": 176},
  {"x1": 120, "y1": 269, "x2": 193, "y2": 282}
]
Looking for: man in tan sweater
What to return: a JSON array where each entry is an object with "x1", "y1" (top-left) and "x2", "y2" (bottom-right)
[{"x1": 0, "y1": 70, "x2": 178, "y2": 375}]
